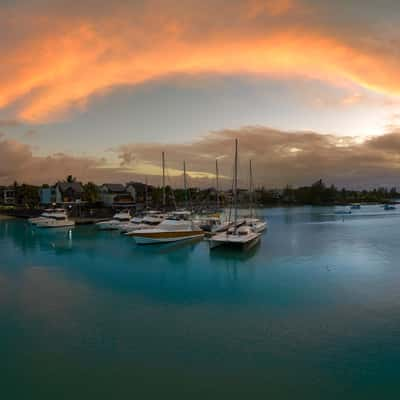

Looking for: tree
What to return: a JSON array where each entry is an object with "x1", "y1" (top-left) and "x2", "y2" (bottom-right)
[
  {"x1": 82, "y1": 182, "x2": 100, "y2": 204},
  {"x1": 66, "y1": 175, "x2": 76, "y2": 183},
  {"x1": 15, "y1": 184, "x2": 40, "y2": 208}
]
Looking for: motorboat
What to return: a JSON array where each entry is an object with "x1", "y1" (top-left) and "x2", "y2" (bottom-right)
[
  {"x1": 29, "y1": 208, "x2": 67, "y2": 225},
  {"x1": 129, "y1": 211, "x2": 204, "y2": 244},
  {"x1": 123, "y1": 212, "x2": 166, "y2": 235},
  {"x1": 117, "y1": 216, "x2": 144, "y2": 233},
  {"x1": 196, "y1": 215, "x2": 232, "y2": 233},
  {"x1": 142, "y1": 211, "x2": 166, "y2": 225},
  {"x1": 35, "y1": 211, "x2": 75, "y2": 228},
  {"x1": 350, "y1": 203, "x2": 361, "y2": 210},
  {"x1": 384, "y1": 204, "x2": 396, "y2": 211},
  {"x1": 96, "y1": 210, "x2": 131, "y2": 230}
]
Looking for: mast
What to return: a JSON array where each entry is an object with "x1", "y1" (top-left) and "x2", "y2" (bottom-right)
[
  {"x1": 145, "y1": 176, "x2": 148, "y2": 210},
  {"x1": 216, "y1": 159, "x2": 220, "y2": 210},
  {"x1": 183, "y1": 160, "x2": 188, "y2": 209},
  {"x1": 233, "y1": 138, "x2": 238, "y2": 231},
  {"x1": 162, "y1": 152, "x2": 166, "y2": 209},
  {"x1": 249, "y1": 159, "x2": 253, "y2": 218}
]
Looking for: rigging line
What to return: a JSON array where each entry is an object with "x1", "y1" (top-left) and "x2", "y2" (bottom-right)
[{"x1": 165, "y1": 165, "x2": 177, "y2": 210}]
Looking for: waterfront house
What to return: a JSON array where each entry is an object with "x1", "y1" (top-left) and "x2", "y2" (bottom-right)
[
  {"x1": 39, "y1": 186, "x2": 57, "y2": 205},
  {"x1": 99, "y1": 184, "x2": 134, "y2": 208},
  {"x1": 55, "y1": 182, "x2": 84, "y2": 204},
  {"x1": 0, "y1": 186, "x2": 16, "y2": 205},
  {"x1": 126, "y1": 181, "x2": 153, "y2": 204}
]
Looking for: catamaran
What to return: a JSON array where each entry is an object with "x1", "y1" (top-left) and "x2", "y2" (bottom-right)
[
  {"x1": 196, "y1": 159, "x2": 232, "y2": 233},
  {"x1": 209, "y1": 139, "x2": 261, "y2": 250},
  {"x1": 244, "y1": 159, "x2": 267, "y2": 233}
]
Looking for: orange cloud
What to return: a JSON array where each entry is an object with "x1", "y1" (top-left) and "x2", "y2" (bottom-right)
[
  {"x1": 0, "y1": 0, "x2": 399, "y2": 122},
  {"x1": 3, "y1": 126, "x2": 400, "y2": 188}
]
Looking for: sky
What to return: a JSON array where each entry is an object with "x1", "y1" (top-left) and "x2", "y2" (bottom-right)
[{"x1": 1, "y1": 0, "x2": 400, "y2": 188}]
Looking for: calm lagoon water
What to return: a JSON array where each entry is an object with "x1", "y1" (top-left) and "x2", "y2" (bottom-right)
[{"x1": 2, "y1": 205, "x2": 400, "y2": 399}]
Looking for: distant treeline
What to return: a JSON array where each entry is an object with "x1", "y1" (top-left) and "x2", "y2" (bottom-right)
[
  {"x1": 1, "y1": 179, "x2": 399, "y2": 210},
  {"x1": 256, "y1": 180, "x2": 399, "y2": 206}
]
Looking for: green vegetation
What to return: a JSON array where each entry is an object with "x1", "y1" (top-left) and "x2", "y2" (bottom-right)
[
  {"x1": 15, "y1": 184, "x2": 40, "y2": 208},
  {"x1": 256, "y1": 180, "x2": 399, "y2": 206},
  {"x1": 82, "y1": 182, "x2": 100, "y2": 204},
  {"x1": 1, "y1": 179, "x2": 399, "y2": 211}
]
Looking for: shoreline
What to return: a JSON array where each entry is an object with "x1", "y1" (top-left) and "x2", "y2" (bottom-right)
[{"x1": 0, "y1": 215, "x2": 15, "y2": 220}]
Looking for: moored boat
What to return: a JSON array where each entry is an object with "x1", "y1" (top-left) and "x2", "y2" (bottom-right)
[
  {"x1": 124, "y1": 212, "x2": 166, "y2": 236},
  {"x1": 196, "y1": 215, "x2": 232, "y2": 233},
  {"x1": 29, "y1": 208, "x2": 66, "y2": 225},
  {"x1": 117, "y1": 216, "x2": 144, "y2": 233},
  {"x1": 35, "y1": 211, "x2": 75, "y2": 229},
  {"x1": 209, "y1": 225, "x2": 260, "y2": 249},
  {"x1": 245, "y1": 217, "x2": 267, "y2": 233},
  {"x1": 96, "y1": 210, "x2": 131, "y2": 230},
  {"x1": 244, "y1": 160, "x2": 268, "y2": 234},
  {"x1": 384, "y1": 204, "x2": 396, "y2": 211},
  {"x1": 129, "y1": 211, "x2": 204, "y2": 244},
  {"x1": 209, "y1": 139, "x2": 261, "y2": 250}
]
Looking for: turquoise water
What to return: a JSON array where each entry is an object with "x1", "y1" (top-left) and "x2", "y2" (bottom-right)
[{"x1": 2, "y1": 206, "x2": 400, "y2": 399}]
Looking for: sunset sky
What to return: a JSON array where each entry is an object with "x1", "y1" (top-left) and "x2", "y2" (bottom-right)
[{"x1": 1, "y1": 0, "x2": 400, "y2": 188}]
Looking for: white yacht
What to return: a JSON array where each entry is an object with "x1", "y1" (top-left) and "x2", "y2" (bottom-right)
[
  {"x1": 129, "y1": 211, "x2": 204, "y2": 244},
  {"x1": 96, "y1": 210, "x2": 131, "y2": 230},
  {"x1": 124, "y1": 212, "x2": 166, "y2": 235},
  {"x1": 29, "y1": 208, "x2": 66, "y2": 225},
  {"x1": 209, "y1": 139, "x2": 261, "y2": 250},
  {"x1": 196, "y1": 215, "x2": 232, "y2": 233},
  {"x1": 117, "y1": 216, "x2": 144, "y2": 233},
  {"x1": 35, "y1": 211, "x2": 75, "y2": 229}
]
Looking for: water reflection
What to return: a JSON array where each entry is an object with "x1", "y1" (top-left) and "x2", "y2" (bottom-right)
[
  {"x1": 208, "y1": 239, "x2": 261, "y2": 262},
  {"x1": 2, "y1": 207, "x2": 400, "y2": 398},
  {"x1": 137, "y1": 236, "x2": 203, "y2": 255}
]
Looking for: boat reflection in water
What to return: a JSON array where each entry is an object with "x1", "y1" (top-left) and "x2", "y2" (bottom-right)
[
  {"x1": 137, "y1": 235, "x2": 203, "y2": 255},
  {"x1": 208, "y1": 237, "x2": 261, "y2": 261}
]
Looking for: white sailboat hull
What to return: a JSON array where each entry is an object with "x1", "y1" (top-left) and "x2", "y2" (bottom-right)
[{"x1": 209, "y1": 231, "x2": 261, "y2": 250}]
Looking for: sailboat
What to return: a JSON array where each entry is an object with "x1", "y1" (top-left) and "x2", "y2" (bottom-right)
[
  {"x1": 209, "y1": 139, "x2": 261, "y2": 250},
  {"x1": 245, "y1": 160, "x2": 267, "y2": 233},
  {"x1": 196, "y1": 158, "x2": 231, "y2": 233},
  {"x1": 129, "y1": 152, "x2": 204, "y2": 245}
]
